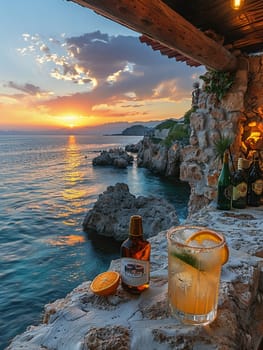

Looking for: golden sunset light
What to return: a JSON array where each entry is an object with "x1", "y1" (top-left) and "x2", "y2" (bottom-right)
[
  {"x1": 0, "y1": 4, "x2": 204, "y2": 133},
  {"x1": 60, "y1": 115, "x2": 82, "y2": 128},
  {"x1": 47, "y1": 235, "x2": 86, "y2": 246},
  {"x1": 1, "y1": 0, "x2": 263, "y2": 348}
]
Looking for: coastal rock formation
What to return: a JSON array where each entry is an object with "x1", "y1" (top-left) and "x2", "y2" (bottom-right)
[
  {"x1": 137, "y1": 137, "x2": 181, "y2": 177},
  {"x1": 83, "y1": 183, "x2": 179, "y2": 241},
  {"x1": 136, "y1": 118, "x2": 190, "y2": 178},
  {"x1": 92, "y1": 148, "x2": 133, "y2": 168},
  {"x1": 134, "y1": 58, "x2": 263, "y2": 217},
  {"x1": 180, "y1": 56, "x2": 263, "y2": 215},
  {"x1": 125, "y1": 140, "x2": 142, "y2": 153},
  {"x1": 6, "y1": 206, "x2": 263, "y2": 350}
]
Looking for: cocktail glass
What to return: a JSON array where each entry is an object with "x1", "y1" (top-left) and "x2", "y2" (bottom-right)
[{"x1": 167, "y1": 225, "x2": 228, "y2": 325}]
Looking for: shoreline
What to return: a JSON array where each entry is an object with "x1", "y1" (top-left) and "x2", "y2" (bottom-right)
[
  {"x1": 6, "y1": 205, "x2": 263, "y2": 350},
  {"x1": 0, "y1": 133, "x2": 190, "y2": 349}
]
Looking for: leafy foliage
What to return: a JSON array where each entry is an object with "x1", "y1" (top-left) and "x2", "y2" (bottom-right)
[
  {"x1": 183, "y1": 107, "x2": 195, "y2": 125},
  {"x1": 149, "y1": 137, "x2": 162, "y2": 144},
  {"x1": 155, "y1": 119, "x2": 177, "y2": 130},
  {"x1": 162, "y1": 123, "x2": 190, "y2": 147},
  {"x1": 200, "y1": 70, "x2": 235, "y2": 100},
  {"x1": 213, "y1": 134, "x2": 233, "y2": 162},
  {"x1": 152, "y1": 111, "x2": 194, "y2": 147}
]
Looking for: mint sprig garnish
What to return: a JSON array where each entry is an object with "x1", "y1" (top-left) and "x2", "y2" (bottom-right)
[{"x1": 171, "y1": 251, "x2": 201, "y2": 270}]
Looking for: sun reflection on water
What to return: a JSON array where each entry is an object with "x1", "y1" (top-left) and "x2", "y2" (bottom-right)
[
  {"x1": 64, "y1": 135, "x2": 82, "y2": 185},
  {"x1": 47, "y1": 234, "x2": 86, "y2": 246},
  {"x1": 55, "y1": 135, "x2": 89, "y2": 228}
]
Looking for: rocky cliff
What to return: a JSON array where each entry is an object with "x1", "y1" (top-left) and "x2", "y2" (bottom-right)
[
  {"x1": 137, "y1": 118, "x2": 190, "y2": 177},
  {"x1": 6, "y1": 206, "x2": 263, "y2": 350},
  {"x1": 92, "y1": 148, "x2": 134, "y2": 168}
]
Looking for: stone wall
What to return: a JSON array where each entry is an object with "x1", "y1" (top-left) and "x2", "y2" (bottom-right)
[{"x1": 180, "y1": 55, "x2": 263, "y2": 215}]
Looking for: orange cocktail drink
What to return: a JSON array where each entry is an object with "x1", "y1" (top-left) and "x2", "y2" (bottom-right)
[{"x1": 167, "y1": 226, "x2": 228, "y2": 325}]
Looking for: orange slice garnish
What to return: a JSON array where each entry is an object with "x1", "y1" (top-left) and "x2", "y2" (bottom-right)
[
  {"x1": 185, "y1": 229, "x2": 229, "y2": 265},
  {"x1": 90, "y1": 271, "x2": 120, "y2": 296}
]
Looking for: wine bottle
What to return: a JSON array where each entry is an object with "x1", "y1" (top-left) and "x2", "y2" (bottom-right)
[
  {"x1": 217, "y1": 151, "x2": 232, "y2": 210},
  {"x1": 247, "y1": 156, "x2": 263, "y2": 207},
  {"x1": 232, "y1": 158, "x2": 248, "y2": 209},
  {"x1": 120, "y1": 215, "x2": 151, "y2": 294}
]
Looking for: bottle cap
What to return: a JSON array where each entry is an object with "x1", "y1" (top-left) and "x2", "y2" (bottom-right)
[
  {"x1": 129, "y1": 215, "x2": 143, "y2": 236},
  {"x1": 237, "y1": 158, "x2": 245, "y2": 169}
]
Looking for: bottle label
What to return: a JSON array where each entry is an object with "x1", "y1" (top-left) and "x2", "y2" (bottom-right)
[
  {"x1": 252, "y1": 179, "x2": 263, "y2": 195},
  {"x1": 224, "y1": 185, "x2": 233, "y2": 200},
  {"x1": 233, "y1": 182, "x2": 247, "y2": 200},
  {"x1": 120, "y1": 257, "x2": 149, "y2": 287}
]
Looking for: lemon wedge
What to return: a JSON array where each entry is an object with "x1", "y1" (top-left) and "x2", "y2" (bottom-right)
[{"x1": 185, "y1": 229, "x2": 229, "y2": 265}]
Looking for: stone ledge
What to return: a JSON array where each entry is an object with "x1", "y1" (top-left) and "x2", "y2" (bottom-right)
[{"x1": 6, "y1": 206, "x2": 263, "y2": 350}]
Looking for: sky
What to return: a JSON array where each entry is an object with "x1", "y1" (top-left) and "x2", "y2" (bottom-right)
[{"x1": 0, "y1": 0, "x2": 205, "y2": 131}]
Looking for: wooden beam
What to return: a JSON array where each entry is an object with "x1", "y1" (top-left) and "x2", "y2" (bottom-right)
[{"x1": 69, "y1": 0, "x2": 237, "y2": 72}]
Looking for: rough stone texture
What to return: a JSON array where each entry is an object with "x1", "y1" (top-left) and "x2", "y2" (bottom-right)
[
  {"x1": 83, "y1": 183, "x2": 179, "y2": 241},
  {"x1": 135, "y1": 56, "x2": 262, "y2": 216},
  {"x1": 92, "y1": 148, "x2": 134, "y2": 168},
  {"x1": 137, "y1": 136, "x2": 182, "y2": 177},
  {"x1": 153, "y1": 128, "x2": 170, "y2": 140},
  {"x1": 180, "y1": 55, "x2": 263, "y2": 215},
  {"x1": 6, "y1": 206, "x2": 263, "y2": 350},
  {"x1": 125, "y1": 141, "x2": 142, "y2": 153}
]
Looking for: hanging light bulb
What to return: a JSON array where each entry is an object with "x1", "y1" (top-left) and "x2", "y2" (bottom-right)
[{"x1": 230, "y1": 0, "x2": 245, "y2": 10}]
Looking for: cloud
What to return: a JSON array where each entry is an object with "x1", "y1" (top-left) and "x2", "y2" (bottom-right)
[
  {"x1": 64, "y1": 31, "x2": 205, "y2": 100},
  {"x1": 16, "y1": 30, "x2": 205, "y2": 121},
  {"x1": 40, "y1": 44, "x2": 50, "y2": 54},
  {"x1": 5, "y1": 81, "x2": 52, "y2": 97}
]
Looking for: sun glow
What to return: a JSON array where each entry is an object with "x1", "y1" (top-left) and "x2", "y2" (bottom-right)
[{"x1": 59, "y1": 114, "x2": 86, "y2": 128}]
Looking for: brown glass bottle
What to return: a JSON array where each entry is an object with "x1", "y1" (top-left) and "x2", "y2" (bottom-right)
[{"x1": 120, "y1": 215, "x2": 151, "y2": 294}]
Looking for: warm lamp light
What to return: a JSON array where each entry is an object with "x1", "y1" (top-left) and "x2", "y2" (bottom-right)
[{"x1": 230, "y1": 0, "x2": 245, "y2": 10}]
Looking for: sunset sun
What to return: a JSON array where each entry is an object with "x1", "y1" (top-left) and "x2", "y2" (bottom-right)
[{"x1": 60, "y1": 115, "x2": 85, "y2": 128}]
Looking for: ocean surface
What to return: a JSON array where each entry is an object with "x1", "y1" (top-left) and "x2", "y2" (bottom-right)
[{"x1": 0, "y1": 134, "x2": 190, "y2": 349}]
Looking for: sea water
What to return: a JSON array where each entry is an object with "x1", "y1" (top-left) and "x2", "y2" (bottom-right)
[{"x1": 0, "y1": 134, "x2": 190, "y2": 349}]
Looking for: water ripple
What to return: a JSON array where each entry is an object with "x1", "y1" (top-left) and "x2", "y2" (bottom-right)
[{"x1": 0, "y1": 134, "x2": 189, "y2": 349}]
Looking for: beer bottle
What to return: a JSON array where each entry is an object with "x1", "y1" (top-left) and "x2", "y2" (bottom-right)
[
  {"x1": 247, "y1": 156, "x2": 263, "y2": 207},
  {"x1": 217, "y1": 151, "x2": 232, "y2": 210},
  {"x1": 120, "y1": 215, "x2": 151, "y2": 294},
  {"x1": 232, "y1": 158, "x2": 248, "y2": 209}
]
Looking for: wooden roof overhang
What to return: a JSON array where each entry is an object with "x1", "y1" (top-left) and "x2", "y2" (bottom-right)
[{"x1": 69, "y1": 0, "x2": 263, "y2": 72}]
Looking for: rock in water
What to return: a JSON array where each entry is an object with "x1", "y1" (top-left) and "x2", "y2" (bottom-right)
[
  {"x1": 83, "y1": 183, "x2": 179, "y2": 241},
  {"x1": 92, "y1": 148, "x2": 133, "y2": 168},
  {"x1": 6, "y1": 207, "x2": 263, "y2": 350}
]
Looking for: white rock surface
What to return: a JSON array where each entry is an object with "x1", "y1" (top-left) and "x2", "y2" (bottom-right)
[{"x1": 6, "y1": 206, "x2": 263, "y2": 350}]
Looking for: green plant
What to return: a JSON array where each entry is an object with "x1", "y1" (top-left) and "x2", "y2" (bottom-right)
[
  {"x1": 155, "y1": 119, "x2": 177, "y2": 131},
  {"x1": 162, "y1": 124, "x2": 190, "y2": 147},
  {"x1": 149, "y1": 137, "x2": 162, "y2": 144},
  {"x1": 200, "y1": 70, "x2": 235, "y2": 100},
  {"x1": 213, "y1": 134, "x2": 233, "y2": 163},
  {"x1": 183, "y1": 108, "x2": 195, "y2": 125}
]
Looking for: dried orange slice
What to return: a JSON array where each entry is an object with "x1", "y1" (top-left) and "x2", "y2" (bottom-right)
[
  {"x1": 90, "y1": 271, "x2": 120, "y2": 296},
  {"x1": 185, "y1": 229, "x2": 229, "y2": 265}
]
